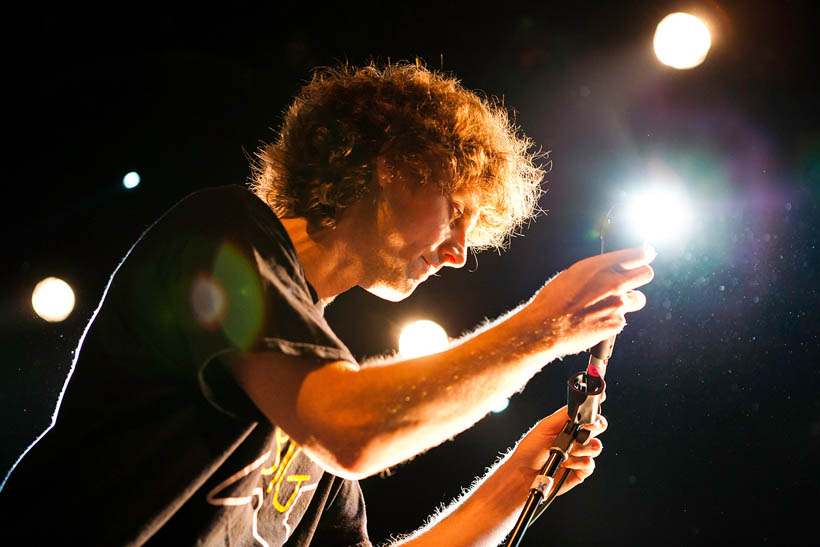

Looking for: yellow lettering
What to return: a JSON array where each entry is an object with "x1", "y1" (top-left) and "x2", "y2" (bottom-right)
[
  {"x1": 265, "y1": 443, "x2": 298, "y2": 493},
  {"x1": 257, "y1": 427, "x2": 312, "y2": 512},
  {"x1": 262, "y1": 427, "x2": 291, "y2": 475},
  {"x1": 272, "y1": 474, "x2": 311, "y2": 512}
]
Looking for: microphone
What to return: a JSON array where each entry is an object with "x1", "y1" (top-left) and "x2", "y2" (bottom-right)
[
  {"x1": 587, "y1": 207, "x2": 617, "y2": 380},
  {"x1": 587, "y1": 335, "x2": 615, "y2": 379}
]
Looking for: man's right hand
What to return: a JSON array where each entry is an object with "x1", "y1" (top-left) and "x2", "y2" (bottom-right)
[{"x1": 517, "y1": 245, "x2": 656, "y2": 358}]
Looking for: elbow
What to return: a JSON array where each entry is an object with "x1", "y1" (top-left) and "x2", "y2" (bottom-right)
[
  {"x1": 227, "y1": 353, "x2": 385, "y2": 477},
  {"x1": 296, "y1": 361, "x2": 392, "y2": 479},
  {"x1": 328, "y1": 443, "x2": 384, "y2": 480},
  {"x1": 297, "y1": 395, "x2": 388, "y2": 480},
  {"x1": 299, "y1": 416, "x2": 388, "y2": 480}
]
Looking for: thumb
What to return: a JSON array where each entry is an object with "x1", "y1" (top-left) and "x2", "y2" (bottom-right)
[{"x1": 533, "y1": 405, "x2": 571, "y2": 438}]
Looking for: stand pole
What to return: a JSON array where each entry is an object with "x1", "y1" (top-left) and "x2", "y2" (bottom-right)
[
  {"x1": 504, "y1": 371, "x2": 605, "y2": 547},
  {"x1": 504, "y1": 209, "x2": 618, "y2": 546}
]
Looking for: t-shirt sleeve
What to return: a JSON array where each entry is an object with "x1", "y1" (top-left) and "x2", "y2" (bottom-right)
[
  {"x1": 310, "y1": 478, "x2": 372, "y2": 547},
  {"x1": 107, "y1": 186, "x2": 355, "y2": 419}
]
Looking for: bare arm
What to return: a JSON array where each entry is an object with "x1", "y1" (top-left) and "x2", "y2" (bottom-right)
[
  {"x1": 227, "y1": 246, "x2": 654, "y2": 478},
  {"x1": 388, "y1": 407, "x2": 607, "y2": 547}
]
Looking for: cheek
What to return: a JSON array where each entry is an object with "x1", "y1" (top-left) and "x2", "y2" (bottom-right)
[
  {"x1": 384, "y1": 189, "x2": 452, "y2": 247},
  {"x1": 406, "y1": 222, "x2": 449, "y2": 250}
]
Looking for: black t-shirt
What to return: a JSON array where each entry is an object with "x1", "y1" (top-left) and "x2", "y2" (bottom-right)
[{"x1": 1, "y1": 186, "x2": 371, "y2": 546}]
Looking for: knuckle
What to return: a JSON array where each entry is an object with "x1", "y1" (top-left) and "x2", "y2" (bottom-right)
[{"x1": 604, "y1": 314, "x2": 625, "y2": 329}]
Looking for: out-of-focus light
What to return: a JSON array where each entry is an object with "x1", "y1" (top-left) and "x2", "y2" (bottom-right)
[
  {"x1": 123, "y1": 171, "x2": 141, "y2": 189},
  {"x1": 398, "y1": 320, "x2": 449, "y2": 358},
  {"x1": 626, "y1": 185, "x2": 693, "y2": 243},
  {"x1": 189, "y1": 273, "x2": 226, "y2": 329},
  {"x1": 654, "y1": 12, "x2": 711, "y2": 69},
  {"x1": 491, "y1": 398, "x2": 509, "y2": 413},
  {"x1": 32, "y1": 277, "x2": 75, "y2": 322}
]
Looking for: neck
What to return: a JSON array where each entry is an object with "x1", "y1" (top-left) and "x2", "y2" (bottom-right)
[{"x1": 279, "y1": 216, "x2": 363, "y2": 305}]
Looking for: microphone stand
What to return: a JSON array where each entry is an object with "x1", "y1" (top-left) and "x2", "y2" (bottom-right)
[{"x1": 504, "y1": 213, "x2": 616, "y2": 547}]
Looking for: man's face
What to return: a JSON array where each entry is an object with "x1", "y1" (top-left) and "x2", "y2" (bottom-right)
[{"x1": 358, "y1": 179, "x2": 479, "y2": 302}]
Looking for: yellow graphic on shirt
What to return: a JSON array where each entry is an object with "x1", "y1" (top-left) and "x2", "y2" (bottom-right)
[
  {"x1": 205, "y1": 426, "x2": 318, "y2": 544},
  {"x1": 260, "y1": 428, "x2": 312, "y2": 513}
]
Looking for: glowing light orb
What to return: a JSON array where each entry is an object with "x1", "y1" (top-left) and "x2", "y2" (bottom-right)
[
  {"x1": 123, "y1": 171, "x2": 141, "y2": 189},
  {"x1": 32, "y1": 277, "x2": 75, "y2": 322},
  {"x1": 654, "y1": 13, "x2": 712, "y2": 69},
  {"x1": 626, "y1": 185, "x2": 693, "y2": 243},
  {"x1": 398, "y1": 320, "x2": 449, "y2": 358}
]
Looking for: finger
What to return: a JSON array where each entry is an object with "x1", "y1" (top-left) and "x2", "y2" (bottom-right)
[
  {"x1": 555, "y1": 455, "x2": 598, "y2": 495},
  {"x1": 623, "y1": 290, "x2": 647, "y2": 313},
  {"x1": 583, "y1": 265, "x2": 653, "y2": 309},
  {"x1": 542, "y1": 405, "x2": 571, "y2": 428},
  {"x1": 570, "y1": 438, "x2": 603, "y2": 458},
  {"x1": 562, "y1": 454, "x2": 598, "y2": 471},
  {"x1": 583, "y1": 298, "x2": 629, "y2": 336},
  {"x1": 608, "y1": 264, "x2": 655, "y2": 293},
  {"x1": 590, "y1": 246, "x2": 656, "y2": 272},
  {"x1": 623, "y1": 264, "x2": 655, "y2": 289},
  {"x1": 578, "y1": 414, "x2": 608, "y2": 442},
  {"x1": 616, "y1": 244, "x2": 657, "y2": 270},
  {"x1": 588, "y1": 283, "x2": 650, "y2": 316},
  {"x1": 530, "y1": 406, "x2": 571, "y2": 439},
  {"x1": 586, "y1": 294, "x2": 627, "y2": 316},
  {"x1": 560, "y1": 456, "x2": 595, "y2": 477}
]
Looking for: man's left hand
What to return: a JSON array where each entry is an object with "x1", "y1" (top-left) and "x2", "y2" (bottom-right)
[{"x1": 506, "y1": 405, "x2": 607, "y2": 499}]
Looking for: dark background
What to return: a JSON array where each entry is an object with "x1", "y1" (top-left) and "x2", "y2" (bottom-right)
[{"x1": 3, "y1": 1, "x2": 818, "y2": 545}]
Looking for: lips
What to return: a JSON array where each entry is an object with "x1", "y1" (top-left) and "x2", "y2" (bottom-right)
[
  {"x1": 417, "y1": 256, "x2": 436, "y2": 280},
  {"x1": 421, "y1": 256, "x2": 437, "y2": 275}
]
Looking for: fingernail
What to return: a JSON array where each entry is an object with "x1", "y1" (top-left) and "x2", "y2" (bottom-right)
[{"x1": 643, "y1": 243, "x2": 657, "y2": 260}]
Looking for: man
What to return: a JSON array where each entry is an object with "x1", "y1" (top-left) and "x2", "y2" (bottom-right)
[{"x1": 1, "y1": 63, "x2": 654, "y2": 545}]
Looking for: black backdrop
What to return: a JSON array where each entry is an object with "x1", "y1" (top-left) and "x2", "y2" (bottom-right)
[{"x1": 3, "y1": 2, "x2": 818, "y2": 545}]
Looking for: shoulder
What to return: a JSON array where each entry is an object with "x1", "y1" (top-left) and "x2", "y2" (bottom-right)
[
  {"x1": 168, "y1": 186, "x2": 310, "y2": 296},
  {"x1": 118, "y1": 185, "x2": 302, "y2": 299},
  {"x1": 169, "y1": 185, "x2": 271, "y2": 222},
  {"x1": 154, "y1": 185, "x2": 291, "y2": 249}
]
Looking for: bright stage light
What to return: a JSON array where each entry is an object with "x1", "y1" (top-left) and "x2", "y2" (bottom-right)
[
  {"x1": 654, "y1": 12, "x2": 711, "y2": 69},
  {"x1": 123, "y1": 171, "x2": 141, "y2": 189},
  {"x1": 625, "y1": 185, "x2": 693, "y2": 243},
  {"x1": 32, "y1": 277, "x2": 76, "y2": 322},
  {"x1": 398, "y1": 320, "x2": 449, "y2": 358}
]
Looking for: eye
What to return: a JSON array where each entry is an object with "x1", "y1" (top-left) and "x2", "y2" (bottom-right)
[{"x1": 450, "y1": 203, "x2": 464, "y2": 222}]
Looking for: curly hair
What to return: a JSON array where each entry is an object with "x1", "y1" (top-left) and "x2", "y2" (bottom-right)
[{"x1": 251, "y1": 62, "x2": 546, "y2": 250}]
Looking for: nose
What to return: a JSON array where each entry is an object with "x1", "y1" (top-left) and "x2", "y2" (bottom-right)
[
  {"x1": 437, "y1": 227, "x2": 469, "y2": 269},
  {"x1": 440, "y1": 247, "x2": 467, "y2": 268}
]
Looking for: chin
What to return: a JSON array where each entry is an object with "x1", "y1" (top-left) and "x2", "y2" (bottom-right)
[{"x1": 365, "y1": 280, "x2": 419, "y2": 302}]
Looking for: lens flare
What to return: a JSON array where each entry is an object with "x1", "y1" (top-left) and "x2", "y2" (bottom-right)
[
  {"x1": 190, "y1": 273, "x2": 227, "y2": 329},
  {"x1": 211, "y1": 242, "x2": 264, "y2": 350}
]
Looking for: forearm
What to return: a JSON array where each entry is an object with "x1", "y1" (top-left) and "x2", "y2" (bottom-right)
[
  {"x1": 387, "y1": 454, "x2": 530, "y2": 547},
  {"x1": 236, "y1": 248, "x2": 653, "y2": 478},
  {"x1": 385, "y1": 407, "x2": 606, "y2": 547},
  {"x1": 298, "y1": 305, "x2": 563, "y2": 477}
]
